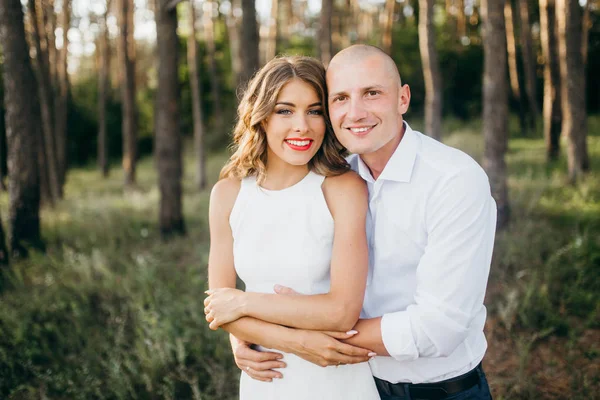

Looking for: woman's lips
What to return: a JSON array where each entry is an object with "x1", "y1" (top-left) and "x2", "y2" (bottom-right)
[{"x1": 285, "y1": 138, "x2": 313, "y2": 151}]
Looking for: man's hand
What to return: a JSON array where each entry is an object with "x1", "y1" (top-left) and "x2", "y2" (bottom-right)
[
  {"x1": 230, "y1": 334, "x2": 286, "y2": 382},
  {"x1": 288, "y1": 330, "x2": 375, "y2": 367}
]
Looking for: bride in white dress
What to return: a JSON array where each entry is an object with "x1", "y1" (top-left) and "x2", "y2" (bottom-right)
[{"x1": 205, "y1": 56, "x2": 380, "y2": 400}]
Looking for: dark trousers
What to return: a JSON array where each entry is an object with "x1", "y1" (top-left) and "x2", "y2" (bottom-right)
[{"x1": 375, "y1": 365, "x2": 492, "y2": 400}]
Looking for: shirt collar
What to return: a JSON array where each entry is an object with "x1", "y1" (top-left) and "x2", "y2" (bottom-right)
[{"x1": 355, "y1": 121, "x2": 418, "y2": 183}]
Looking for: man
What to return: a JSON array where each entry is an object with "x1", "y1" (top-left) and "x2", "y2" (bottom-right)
[{"x1": 221, "y1": 45, "x2": 496, "y2": 399}]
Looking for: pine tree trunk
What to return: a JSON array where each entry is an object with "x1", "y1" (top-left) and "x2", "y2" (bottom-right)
[
  {"x1": 0, "y1": 0, "x2": 44, "y2": 256},
  {"x1": 29, "y1": 0, "x2": 60, "y2": 204},
  {"x1": 118, "y1": 0, "x2": 137, "y2": 187},
  {"x1": 226, "y1": 0, "x2": 242, "y2": 87},
  {"x1": 0, "y1": 211, "x2": 8, "y2": 266},
  {"x1": 265, "y1": 0, "x2": 278, "y2": 61},
  {"x1": 188, "y1": 0, "x2": 206, "y2": 190},
  {"x1": 382, "y1": 0, "x2": 396, "y2": 55},
  {"x1": 540, "y1": 0, "x2": 561, "y2": 160},
  {"x1": 54, "y1": 0, "x2": 69, "y2": 192},
  {"x1": 204, "y1": 0, "x2": 222, "y2": 128},
  {"x1": 556, "y1": 0, "x2": 589, "y2": 182},
  {"x1": 582, "y1": 0, "x2": 590, "y2": 65},
  {"x1": 98, "y1": 0, "x2": 111, "y2": 177},
  {"x1": 517, "y1": 0, "x2": 538, "y2": 129},
  {"x1": 319, "y1": 0, "x2": 333, "y2": 66},
  {"x1": 239, "y1": 0, "x2": 260, "y2": 86},
  {"x1": 504, "y1": 0, "x2": 527, "y2": 134},
  {"x1": 46, "y1": 0, "x2": 57, "y2": 88},
  {"x1": 457, "y1": 0, "x2": 466, "y2": 38},
  {"x1": 419, "y1": 0, "x2": 442, "y2": 141},
  {"x1": 482, "y1": 0, "x2": 510, "y2": 229},
  {"x1": 155, "y1": 0, "x2": 185, "y2": 237}
]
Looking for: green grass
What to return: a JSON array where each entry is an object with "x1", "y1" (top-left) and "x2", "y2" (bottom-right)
[{"x1": 0, "y1": 116, "x2": 599, "y2": 399}]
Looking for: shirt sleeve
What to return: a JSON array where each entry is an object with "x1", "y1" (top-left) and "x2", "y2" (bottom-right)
[{"x1": 380, "y1": 165, "x2": 497, "y2": 361}]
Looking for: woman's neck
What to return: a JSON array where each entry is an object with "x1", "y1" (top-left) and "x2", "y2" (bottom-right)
[{"x1": 262, "y1": 157, "x2": 310, "y2": 190}]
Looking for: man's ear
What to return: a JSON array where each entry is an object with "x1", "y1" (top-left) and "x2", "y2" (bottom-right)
[{"x1": 398, "y1": 84, "x2": 411, "y2": 115}]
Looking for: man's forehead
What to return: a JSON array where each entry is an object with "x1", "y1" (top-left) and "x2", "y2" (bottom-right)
[{"x1": 326, "y1": 57, "x2": 399, "y2": 92}]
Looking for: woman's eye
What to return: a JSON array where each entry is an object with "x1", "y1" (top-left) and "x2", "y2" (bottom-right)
[
  {"x1": 308, "y1": 109, "x2": 323, "y2": 115},
  {"x1": 275, "y1": 109, "x2": 292, "y2": 115}
]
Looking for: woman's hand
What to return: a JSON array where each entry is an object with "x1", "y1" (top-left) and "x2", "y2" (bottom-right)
[{"x1": 204, "y1": 288, "x2": 246, "y2": 330}]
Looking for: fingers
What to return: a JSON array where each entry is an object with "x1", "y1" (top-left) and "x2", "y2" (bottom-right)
[
  {"x1": 334, "y1": 341, "x2": 375, "y2": 358},
  {"x1": 320, "y1": 330, "x2": 358, "y2": 340},
  {"x1": 242, "y1": 366, "x2": 282, "y2": 382},
  {"x1": 236, "y1": 344, "x2": 283, "y2": 363}
]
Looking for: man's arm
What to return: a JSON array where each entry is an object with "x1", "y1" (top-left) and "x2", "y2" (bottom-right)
[{"x1": 340, "y1": 166, "x2": 497, "y2": 360}]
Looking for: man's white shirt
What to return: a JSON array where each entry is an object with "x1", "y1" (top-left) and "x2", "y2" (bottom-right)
[{"x1": 347, "y1": 122, "x2": 497, "y2": 384}]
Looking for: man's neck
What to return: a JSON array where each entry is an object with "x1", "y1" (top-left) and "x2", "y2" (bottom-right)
[{"x1": 361, "y1": 123, "x2": 405, "y2": 181}]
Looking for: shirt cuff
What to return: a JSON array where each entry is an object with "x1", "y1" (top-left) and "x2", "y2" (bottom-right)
[{"x1": 381, "y1": 311, "x2": 419, "y2": 361}]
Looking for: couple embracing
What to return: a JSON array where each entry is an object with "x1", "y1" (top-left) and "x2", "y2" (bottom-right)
[{"x1": 204, "y1": 44, "x2": 495, "y2": 400}]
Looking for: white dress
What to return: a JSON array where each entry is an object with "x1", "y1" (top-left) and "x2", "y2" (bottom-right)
[{"x1": 230, "y1": 171, "x2": 380, "y2": 400}]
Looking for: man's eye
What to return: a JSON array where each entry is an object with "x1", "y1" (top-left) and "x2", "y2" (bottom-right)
[
  {"x1": 333, "y1": 96, "x2": 347, "y2": 103},
  {"x1": 367, "y1": 91, "x2": 379, "y2": 97}
]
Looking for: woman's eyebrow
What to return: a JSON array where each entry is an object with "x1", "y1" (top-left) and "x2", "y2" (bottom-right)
[{"x1": 275, "y1": 102, "x2": 322, "y2": 107}]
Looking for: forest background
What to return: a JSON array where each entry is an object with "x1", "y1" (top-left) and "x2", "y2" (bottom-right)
[{"x1": 0, "y1": 0, "x2": 598, "y2": 398}]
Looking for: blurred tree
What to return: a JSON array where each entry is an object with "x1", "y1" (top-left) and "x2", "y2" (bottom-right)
[
  {"x1": 46, "y1": 0, "x2": 57, "y2": 87},
  {"x1": 155, "y1": 0, "x2": 185, "y2": 237},
  {"x1": 0, "y1": 0, "x2": 44, "y2": 256},
  {"x1": 189, "y1": 0, "x2": 206, "y2": 190},
  {"x1": 118, "y1": 0, "x2": 138, "y2": 187},
  {"x1": 265, "y1": 0, "x2": 278, "y2": 61},
  {"x1": 204, "y1": 0, "x2": 222, "y2": 128},
  {"x1": 382, "y1": 0, "x2": 397, "y2": 55},
  {"x1": 55, "y1": 0, "x2": 70, "y2": 189},
  {"x1": 419, "y1": 0, "x2": 442, "y2": 141},
  {"x1": 0, "y1": 211, "x2": 7, "y2": 266},
  {"x1": 279, "y1": 0, "x2": 293, "y2": 47},
  {"x1": 582, "y1": 0, "x2": 591, "y2": 65},
  {"x1": 517, "y1": 0, "x2": 538, "y2": 129},
  {"x1": 226, "y1": 0, "x2": 242, "y2": 87},
  {"x1": 456, "y1": 0, "x2": 466, "y2": 38},
  {"x1": 540, "y1": 0, "x2": 561, "y2": 160},
  {"x1": 29, "y1": 0, "x2": 60, "y2": 204},
  {"x1": 319, "y1": 0, "x2": 333, "y2": 65},
  {"x1": 239, "y1": 0, "x2": 259, "y2": 86},
  {"x1": 482, "y1": 0, "x2": 510, "y2": 229},
  {"x1": 98, "y1": 0, "x2": 112, "y2": 177},
  {"x1": 504, "y1": 0, "x2": 527, "y2": 133},
  {"x1": 556, "y1": 0, "x2": 589, "y2": 182}
]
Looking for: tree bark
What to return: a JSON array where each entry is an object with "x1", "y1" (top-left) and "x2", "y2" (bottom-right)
[
  {"x1": 382, "y1": 0, "x2": 396, "y2": 55},
  {"x1": 203, "y1": 0, "x2": 222, "y2": 128},
  {"x1": 29, "y1": 0, "x2": 60, "y2": 204},
  {"x1": 540, "y1": 0, "x2": 561, "y2": 160},
  {"x1": 54, "y1": 0, "x2": 69, "y2": 191},
  {"x1": 98, "y1": 0, "x2": 111, "y2": 177},
  {"x1": 0, "y1": 210, "x2": 8, "y2": 266},
  {"x1": 46, "y1": 0, "x2": 57, "y2": 88},
  {"x1": 482, "y1": 0, "x2": 510, "y2": 229},
  {"x1": 265, "y1": 0, "x2": 278, "y2": 61},
  {"x1": 226, "y1": 0, "x2": 242, "y2": 87},
  {"x1": 239, "y1": 0, "x2": 260, "y2": 87},
  {"x1": 582, "y1": 0, "x2": 591, "y2": 65},
  {"x1": 118, "y1": 0, "x2": 137, "y2": 187},
  {"x1": 456, "y1": 0, "x2": 466, "y2": 38},
  {"x1": 504, "y1": 0, "x2": 527, "y2": 133},
  {"x1": 517, "y1": 0, "x2": 538, "y2": 128},
  {"x1": 319, "y1": 0, "x2": 333, "y2": 66},
  {"x1": 556, "y1": 0, "x2": 589, "y2": 182},
  {"x1": 0, "y1": 0, "x2": 44, "y2": 256},
  {"x1": 188, "y1": 0, "x2": 207, "y2": 190},
  {"x1": 155, "y1": 0, "x2": 185, "y2": 237},
  {"x1": 419, "y1": 0, "x2": 443, "y2": 141}
]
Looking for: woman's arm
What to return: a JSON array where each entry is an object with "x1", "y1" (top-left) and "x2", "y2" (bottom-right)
[{"x1": 205, "y1": 171, "x2": 369, "y2": 332}]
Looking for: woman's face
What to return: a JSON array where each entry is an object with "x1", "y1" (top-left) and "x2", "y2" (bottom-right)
[{"x1": 264, "y1": 78, "x2": 326, "y2": 168}]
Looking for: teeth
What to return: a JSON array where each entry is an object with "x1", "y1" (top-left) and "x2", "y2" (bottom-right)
[
  {"x1": 350, "y1": 127, "x2": 371, "y2": 133},
  {"x1": 287, "y1": 140, "x2": 310, "y2": 146}
]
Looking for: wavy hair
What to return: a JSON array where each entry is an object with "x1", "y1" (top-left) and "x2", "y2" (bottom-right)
[{"x1": 219, "y1": 56, "x2": 348, "y2": 184}]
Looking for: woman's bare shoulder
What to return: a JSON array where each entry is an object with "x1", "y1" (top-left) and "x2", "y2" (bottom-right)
[{"x1": 210, "y1": 177, "x2": 242, "y2": 215}]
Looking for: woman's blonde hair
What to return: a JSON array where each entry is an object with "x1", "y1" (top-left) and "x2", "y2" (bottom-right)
[{"x1": 219, "y1": 56, "x2": 348, "y2": 183}]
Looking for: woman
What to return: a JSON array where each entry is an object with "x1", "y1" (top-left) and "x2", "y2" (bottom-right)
[{"x1": 205, "y1": 56, "x2": 379, "y2": 399}]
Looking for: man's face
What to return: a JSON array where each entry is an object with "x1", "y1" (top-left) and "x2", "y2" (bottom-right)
[{"x1": 326, "y1": 55, "x2": 410, "y2": 156}]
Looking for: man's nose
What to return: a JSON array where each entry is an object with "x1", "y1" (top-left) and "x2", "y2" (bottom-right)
[{"x1": 347, "y1": 98, "x2": 368, "y2": 121}]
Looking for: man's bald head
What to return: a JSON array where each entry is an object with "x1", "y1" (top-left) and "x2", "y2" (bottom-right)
[{"x1": 328, "y1": 45, "x2": 402, "y2": 87}]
